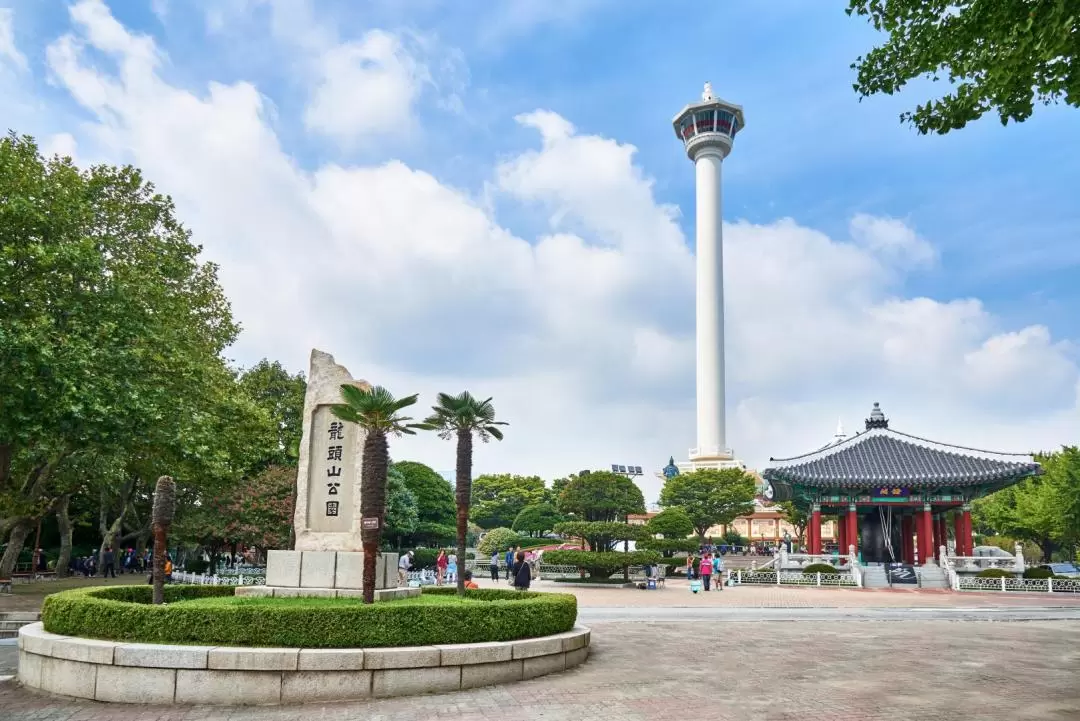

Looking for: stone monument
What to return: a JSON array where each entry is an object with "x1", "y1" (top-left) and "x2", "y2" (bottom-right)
[{"x1": 244, "y1": 349, "x2": 415, "y2": 599}]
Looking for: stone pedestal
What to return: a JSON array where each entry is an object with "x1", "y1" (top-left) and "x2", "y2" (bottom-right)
[{"x1": 266, "y1": 550, "x2": 398, "y2": 591}]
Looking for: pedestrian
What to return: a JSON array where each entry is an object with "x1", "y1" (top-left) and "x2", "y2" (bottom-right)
[
  {"x1": 504, "y1": 546, "x2": 514, "y2": 580},
  {"x1": 436, "y1": 549, "x2": 448, "y2": 586},
  {"x1": 102, "y1": 547, "x2": 116, "y2": 578},
  {"x1": 489, "y1": 551, "x2": 500, "y2": 582},
  {"x1": 463, "y1": 569, "x2": 479, "y2": 590},
  {"x1": 447, "y1": 554, "x2": 457, "y2": 585},
  {"x1": 699, "y1": 551, "x2": 713, "y2": 591},
  {"x1": 712, "y1": 552, "x2": 724, "y2": 591},
  {"x1": 512, "y1": 551, "x2": 531, "y2": 591},
  {"x1": 398, "y1": 551, "x2": 413, "y2": 586},
  {"x1": 685, "y1": 555, "x2": 695, "y2": 580}
]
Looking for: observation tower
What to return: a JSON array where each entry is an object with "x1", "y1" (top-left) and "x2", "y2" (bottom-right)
[{"x1": 673, "y1": 82, "x2": 746, "y2": 472}]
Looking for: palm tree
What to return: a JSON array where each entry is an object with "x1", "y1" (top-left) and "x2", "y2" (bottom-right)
[
  {"x1": 423, "y1": 392, "x2": 507, "y2": 595},
  {"x1": 332, "y1": 384, "x2": 425, "y2": 604},
  {"x1": 151, "y1": 475, "x2": 176, "y2": 605}
]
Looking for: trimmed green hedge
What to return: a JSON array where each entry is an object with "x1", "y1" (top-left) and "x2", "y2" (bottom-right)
[
  {"x1": 802, "y1": 563, "x2": 839, "y2": 575},
  {"x1": 543, "y1": 549, "x2": 661, "y2": 579},
  {"x1": 41, "y1": 585, "x2": 577, "y2": 648},
  {"x1": 976, "y1": 568, "x2": 1014, "y2": 578}
]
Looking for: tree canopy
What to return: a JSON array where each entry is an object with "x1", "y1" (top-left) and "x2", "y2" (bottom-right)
[
  {"x1": 470, "y1": 474, "x2": 546, "y2": 529},
  {"x1": 512, "y1": 502, "x2": 564, "y2": 537},
  {"x1": 556, "y1": 470, "x2": 645, "y2": 522},
  {"x1": 390, "y1": 460, "x2": 456, "y2": 545},
  {"x1": 645, "y1": 508, "x2": 694, "y2": 539},
  {"x1": 658, "y1": 468, "x2": 757, "y2": 540},
  {"x1": 847, "y1": 0, "x2": 1080, "y2": 134}
]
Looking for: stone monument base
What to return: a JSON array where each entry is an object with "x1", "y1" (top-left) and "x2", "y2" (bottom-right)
[
  {"x1": 265, "y1": 550, "x2": 400, "y2": 591},
  {"x1": 236, "y1": 586, "x2": 420, "y2": 601}
]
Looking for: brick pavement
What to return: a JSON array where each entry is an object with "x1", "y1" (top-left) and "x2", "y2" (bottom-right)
[{"x1": 2, "y1": 620, "x2": 1078, "y2": 720}]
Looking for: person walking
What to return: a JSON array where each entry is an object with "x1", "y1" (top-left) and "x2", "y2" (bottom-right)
[
  {"x1": 398, "y1": 551, "x2": 413, "y2": 586},
  {"x1": 504, "y1": 547, "x2": 515, "y2": 580},
  {"x1": 685, "y1": 555, "x2": 695, "y2": 580},
  {"x1": 712, "y1": 552, "x2": 724, "y2": 591},
  {"x1": 436, "y1": 549, "x2": 448, "y2": 586},
  {"x1": 489, "y1": 551, "x2": 500, "y2": 582},
  {"x1": 512, "y1": 551, "x2": 531, "y2": 591},
  {"x1": 699, "y1": 551, "x2": 713, "y2": 591},
  {"x1": 447, "y1": 554, "x2": 457, "y2": 585},
  {"x1": 102, "y1": 547, "x2": 116, "y2": 579}
]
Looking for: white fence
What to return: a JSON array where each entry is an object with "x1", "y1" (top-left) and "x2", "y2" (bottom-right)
[
  {"x1": 955, "y1": 575, "x2": 1080, "y2": 593},
  {"x1": 732, "y1": 569, "x2": 857, "y2": 588},
  {"x1": 172, "y1": 571, "x2": 265, "y2": 586}
]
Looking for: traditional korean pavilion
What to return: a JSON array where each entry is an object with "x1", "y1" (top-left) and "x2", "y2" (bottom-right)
[{"x1": 761, "y1": 403, "x2": 1042, "y2": 565}]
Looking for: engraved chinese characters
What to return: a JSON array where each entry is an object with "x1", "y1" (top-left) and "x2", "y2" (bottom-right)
[{"x1": 306, "y1": 406, "x2": 356, "y2": 532}]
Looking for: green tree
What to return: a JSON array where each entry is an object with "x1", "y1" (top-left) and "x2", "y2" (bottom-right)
[
  {"x1": 239, "y1": 360, "x2": 307, "y2": 469},
  {"x1": 0, "y1": 133, "x2": 241, "y2": 577},
  {"x1": 659, "y1": 468, "x2": 756, "y2": 541},
  {"x1": 556, "y1": 470, "x2": 645, "y2": 522},
  {"x1": 391, "y1": 461, "x2": 456, "y2": 546},
  {"x1": 512, "y1": 503, "x2": 564, "y2": 537},
  {"x1": 777, "y1": 501, "x2": 809, "y2": 546},
  {"x1": 546, "y1": 475, "x2": 573, "y2": 505},
  {"x1": 470, "y1": 474, "x2": 545, "y2": 529},
  {"x1": 847, "y1": 0, "x2": 1079, "y2": 135},
  {"x1": 383, "y1": 466, "x2": 419, "y2": 550},
  {"x1": 421, "y1": 392, "x2": 508, "y2": 595},
  {"x1": 973, "y1": 447, "x2": 1080, "y2": 561},
  {"x1": 476, "y1": 527, "x2": 519, "y2": 556},
  {"x1": 332, "y1": 385, "x2": 425, "y2": 603},
  {"x1": 553, "y1": 521, "x2": 646, "y2": 553},
  {"x1": 645, "y1": 508, "x2": 694, "y2": 539}
]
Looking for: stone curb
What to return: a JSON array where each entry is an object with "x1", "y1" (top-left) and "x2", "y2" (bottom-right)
[{"x1": 17, "y1": 623, "x2": 590, "y2": 704}]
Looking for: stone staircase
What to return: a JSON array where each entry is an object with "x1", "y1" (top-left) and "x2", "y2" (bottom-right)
[
  {"x1": 917, "y1": 565, "x2": 950, "y2": 589},
  {"x1": 861, "y1": 566, "x2": 890, "y2": 588},
  {"x1": 0, "y1": 612, "x2": 40, "y2": 639},
  {"x1": 860, "y1": 565, "x2": 950, "y2": 589}
]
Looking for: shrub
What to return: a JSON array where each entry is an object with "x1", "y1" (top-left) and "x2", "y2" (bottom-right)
[
  {"x1": 801, "y1": 563, "x2": 839, "y2": 575},
  {"x1": 976, "y1": 568, "x2": 1014, "y2": 578},
  {"x1": 41, "y1": 585, "x2": 577, "y2": 648},
  {"x1": 637, "y1": 538, "x2": 699, "y2": 554},
  {"x1": 552, "y1": 521, "x2": 646, "y2": 552},
  {"x1": 645, "y1": 508, "x2": 694, "y2": 539},
  {"x1": 410, "y1": 548, "x2": 442, "y2": 569},
  {"x1": 1023, "y1": 567, "x2": 1054, "y2": 579},
  {"x1": 477, "y1": 527, "x2": 519, "y2": 555},
  {"x1": 543, "y1": 550, "x2": 660, "y2": 579},
  {"x1": 183, "y1": 559, "x2": 210, "y2": 574}
]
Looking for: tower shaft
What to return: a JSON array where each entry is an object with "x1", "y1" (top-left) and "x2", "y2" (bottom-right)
[{"x1": 693, "y1": 147, "x2": 726, "y2": 459}]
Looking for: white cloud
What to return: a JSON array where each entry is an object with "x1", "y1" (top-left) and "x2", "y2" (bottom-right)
[
  {"x1": 0, "y1": 8, "x2": 28, "y2": 73},
  {"x1": 19, "y1": 0, "x2": 1079, "y2": 504},
  {"x1": 304, "y1": 30, "x2": 428, "y2": 145}
]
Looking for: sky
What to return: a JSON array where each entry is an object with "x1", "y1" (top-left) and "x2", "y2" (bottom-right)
[{"x1": 2, "y1": 0, "x2": 1078, "y2": 503}]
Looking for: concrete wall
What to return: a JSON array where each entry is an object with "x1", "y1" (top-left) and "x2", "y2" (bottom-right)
[{"x1": 17, "y1": 623, "x2": 590, "y2": 705}]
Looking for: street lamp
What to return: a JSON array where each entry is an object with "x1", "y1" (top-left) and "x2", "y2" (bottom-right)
[{"x1": 610, "y1": 464, "x2": 644, "y2": 563}]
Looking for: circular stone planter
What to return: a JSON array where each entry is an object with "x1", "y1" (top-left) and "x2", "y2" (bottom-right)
[{"x1": 16, "y1": 622, "x2": 590, "y2": 705}]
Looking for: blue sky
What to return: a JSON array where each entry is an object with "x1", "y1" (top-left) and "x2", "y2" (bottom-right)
[{"x1": 2, "y1": 1, "x2": 1077, "y2": 499}]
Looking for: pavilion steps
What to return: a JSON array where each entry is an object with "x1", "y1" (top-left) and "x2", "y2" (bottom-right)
[
  {"x1": 0, "y1": 612, "x2": 40, "y2": 639},
  {"x1": 860, "y1": 565, "x2": 949, "y2": 589}
]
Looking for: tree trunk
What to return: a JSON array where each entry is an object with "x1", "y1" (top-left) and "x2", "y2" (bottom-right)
[
  {"x1": 360, "y1": 430, "x2": 389, "y2": 604},
  {"x1": 152, "y1": 523, "x2": 167, "y2": 604},
  {"x1": 455, "y1": 428, "x2": 473, "y2": 596},
  {"x1": 1039, "y1": 539, "x2": 1057, "y2": 563},
  {"x1": 0, "y1": 519, "x2": 33, "y2": 578},
  {"x1": 135, "y1": 530, "x2": 150, "y2": 573},
  {"x1": 55, "y1": 495, "x2": 73, "y2": 578}
]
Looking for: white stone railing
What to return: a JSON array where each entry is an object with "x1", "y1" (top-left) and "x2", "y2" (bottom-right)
[
  {"x1": 847, "y1": 545, "x2": 862, "y2": 587},
  {"x1": 957, "y1": 576, "x2": 1080, "y2": 594},
  {"x1": 172, "y1": 571, "x2": 266, "y2": 586},
  {"x1": 732, "y1": 569, "x2": 857, "y2": 588},
  {"x1": 777, "y1": 546, "x2": 851, "y2": 571}
]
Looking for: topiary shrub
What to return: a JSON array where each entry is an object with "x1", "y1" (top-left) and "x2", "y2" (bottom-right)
[
  {"x1": 477, "y1": 528, "x2": 519, "y2": 555},
  {"x1": 183, "y1": 559, "x2": 210, "y2": 574},
  {"x1": 410, "y1": 548, "x2": 444, "y2": 569},
  {"x1": 41, "y1": 585, "x2": 577, "y2": 648},
  {"x1": 1023, "y1": 567, "x2": 1053, "y2": 579},
  {"x1": 543, "y1": 550, "x2": 660, "y2": 579},
  {"x1": 802, "y1": 563, "x2": 839, "y2": 575},
  {"x1": 976, "y1": 568, "x2": 1014, "y2": 578}
]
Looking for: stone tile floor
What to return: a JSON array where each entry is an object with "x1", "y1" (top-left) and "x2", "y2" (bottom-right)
[{"x1": 3, "y1": 619, "x2": 1079, "y2": 720}]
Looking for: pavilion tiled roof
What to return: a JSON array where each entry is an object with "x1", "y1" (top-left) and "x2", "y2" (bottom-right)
[{"x1": 762, "y1": 407, "x2": 1041, "y2": 489}]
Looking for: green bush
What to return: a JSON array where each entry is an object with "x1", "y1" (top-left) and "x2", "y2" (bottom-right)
[
  {"x1": 976, "y1": 568, "x2": 1014, "y2": 578},
  {"x1": 802, "y1": 563, "x2": 839, "y2": 575},
  {"x1": 477, "y1": 528, "x2": 519, "y2": 555},
  {"x1": 637, "y1": 538, "x2": 699, "y2": 554},
  {"x1": 410, "y1": 548, "x2": 442, "y2": 569},
  {"x1": 543, "y1": 550, "x2": 661, "y2": 579},
  {"x1": 1023, "y1": 567, "x2": 1054, "y2": 579},
  {"x1": 41, "y1": 585, "x2": 577, "y2": 648},
  {"x1": 183, "y1": 559, "x2": 210, "y2": 574},
  {"x1": 515, "y1": 536, "x2": 556, "y2": 550}
]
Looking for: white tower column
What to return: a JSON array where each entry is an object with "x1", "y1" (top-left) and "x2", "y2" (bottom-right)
[{"x1": 693, "y1": 146, "x2": 726, "y2": 458}]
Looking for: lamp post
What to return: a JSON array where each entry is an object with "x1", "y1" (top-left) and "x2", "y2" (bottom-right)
[{"x1": 611, "y1": 464, "x2": 644, "y2": 580}]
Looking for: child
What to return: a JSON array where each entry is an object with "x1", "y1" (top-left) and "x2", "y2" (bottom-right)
[
  {"x1": 447, "y1": 555, "x2": 457, "y2": 585},
  {"x1": 463, "y1": 570, "x2": 479, "y2": 590}
]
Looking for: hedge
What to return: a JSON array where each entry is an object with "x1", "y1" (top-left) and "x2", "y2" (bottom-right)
[
  {"x1": 637, "y1": 538, "x2": 699, "y2": 555},
  {"x1": 41, "y1": 585, "x2": 577, "y2": 648},
  {"x1": 801, "y1": 563, "x2": 839, "y2": 575},
  {"x1": 975, "y1": 568, "x2": 1014, "y2": 578},
  {"x1": 543, "y1": 550, "x2": 661, "y2": 578}
]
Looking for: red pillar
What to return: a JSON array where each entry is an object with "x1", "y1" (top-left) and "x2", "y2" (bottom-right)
[
  {"x1": 931, "y1": 513, "x2": 942, "y2": 560},
  {"x1": 961, "y1": 504, "x2": 973, "y2": 557},
  {"x1": 810, "y1": 506, "x2": 822, "y2": 555},
  {"x1": 837, "y1": 512, "x2": 847, "y2": 555},
  {"x1": 919, "y1": 504, "x2": 933, "y2": 565},
  {"x1": 953, "y1": 512, "x2": 964, "y2": 557},
  {"x1": 846, "y1": 504, "x2": 858, "y2": 557},
  {"x1": 901, "y1": 515, "x2": 914, "y2": 565}
]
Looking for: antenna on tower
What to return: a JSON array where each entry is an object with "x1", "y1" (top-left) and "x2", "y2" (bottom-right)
[{"x1": 702, "y1": 82, "x2": 713, "y2": 100}]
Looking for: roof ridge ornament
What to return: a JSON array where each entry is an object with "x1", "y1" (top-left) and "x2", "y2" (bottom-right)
[
  {"x1": 865, "y1": 401, "x2": 889, "y2": 430},
  {"x1": 703, "y1": 81, "x2": 713, "y2": 100}
]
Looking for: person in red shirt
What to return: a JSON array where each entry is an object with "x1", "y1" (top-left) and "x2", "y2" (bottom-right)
[
  {"x1": 699, "y1": 552, "x2": 713, "y2": 591},
  {"x1": 463, "y1": 570, "x2": 479, "y2": 590},
  {"x1": 436, "y1": 550, "x2": 448, "y2": 586}
]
